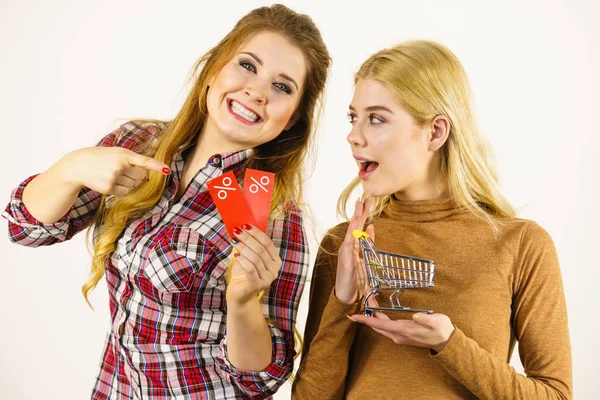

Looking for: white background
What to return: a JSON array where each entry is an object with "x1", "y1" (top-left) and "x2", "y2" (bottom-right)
[{"x1": 1, "y1": 0, "x2": 598, "y2": 398}]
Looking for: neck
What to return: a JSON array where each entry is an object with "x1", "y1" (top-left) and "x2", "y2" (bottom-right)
[
  {"x1": 394, "y1": 169, "x2": 449, "y2": 201},
  {"x1": 393, "y1": 155, "x2": 449, "y2": 201},
  {"x1": 187, "y1": 118, "x2": 246, "y2": 170}
]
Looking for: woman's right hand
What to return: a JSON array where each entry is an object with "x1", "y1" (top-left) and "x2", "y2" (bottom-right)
[
  {"x1": 335, "y1": 196, "x2": 373, "y2": 305},
  {"x1": 61, "y1": 146, "x2": 170, "y2": 196}
]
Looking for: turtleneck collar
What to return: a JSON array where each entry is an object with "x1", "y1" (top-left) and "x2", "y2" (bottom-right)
[{"x1": 381, "y1": 194, "x2": 463, "y2": 222}]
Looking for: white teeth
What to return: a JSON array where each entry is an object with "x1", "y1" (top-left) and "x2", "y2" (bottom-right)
[{"x1": 230, "y1": 100, "x2": 259, "y2": 122}]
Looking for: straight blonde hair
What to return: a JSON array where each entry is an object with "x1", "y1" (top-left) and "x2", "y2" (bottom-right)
[{"x1": 338, "y1": 40, "x2": 514, "y2": 224}]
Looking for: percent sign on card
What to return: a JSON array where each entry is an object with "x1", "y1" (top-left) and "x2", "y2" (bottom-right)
[
  {"x1": 249, "y1": 176, "x2": 270, "y2": 193},
  {"x1": 215, "y1": 176, "x2": 235, "y2": 199},
  {"x1": 207, "y1": 171, "x2": 257, "y2": 237},
  {"x1": 243, "y1": 169, "x2": 275, "y2": 232}
]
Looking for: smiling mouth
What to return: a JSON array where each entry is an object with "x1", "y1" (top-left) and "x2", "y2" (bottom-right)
[{"x1": 228, "y1": 99, "x2": 262, "y2": 124}]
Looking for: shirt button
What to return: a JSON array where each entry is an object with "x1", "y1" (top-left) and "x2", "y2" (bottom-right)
[{"x1": 212, "y1": 156, "x2": 221, "y2": 165}]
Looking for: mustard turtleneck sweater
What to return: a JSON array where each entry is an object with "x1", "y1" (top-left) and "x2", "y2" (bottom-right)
[{"x1": 292, "y1": 197, "x2": 571, "y2": 399}]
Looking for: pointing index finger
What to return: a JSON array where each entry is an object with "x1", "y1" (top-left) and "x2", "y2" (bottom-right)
[{"x1": 127, "y1": 151, "x2": 170, "y2": 175}]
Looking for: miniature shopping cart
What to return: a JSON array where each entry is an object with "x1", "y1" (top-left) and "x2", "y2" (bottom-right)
[{"x1": 353, "y1": 230, "x2": 436, "y2": 316}]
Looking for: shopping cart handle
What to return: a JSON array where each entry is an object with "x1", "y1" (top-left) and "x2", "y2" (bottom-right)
[{"x1": 353, "y1": 229, "x2": 370, "y2": 240}]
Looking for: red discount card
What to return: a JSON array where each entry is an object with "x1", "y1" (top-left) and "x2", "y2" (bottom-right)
[
  {"x1": 243, "y1": 169, "x2": 275, "y2": 232},
  {"x1": 207, "y1": 171, "x2": 257, "y2": 237}
]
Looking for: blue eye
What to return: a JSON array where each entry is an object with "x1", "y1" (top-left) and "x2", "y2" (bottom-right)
[{"x1": 274, "y1": 82, "x2": 291, "y2": 94}]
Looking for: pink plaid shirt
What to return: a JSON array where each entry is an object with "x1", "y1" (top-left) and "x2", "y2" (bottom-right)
[{"x1": 3, "y1": 121, "x2": 309, "y2": 399}]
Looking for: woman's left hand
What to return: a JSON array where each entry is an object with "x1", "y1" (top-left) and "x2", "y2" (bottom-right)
[
  {"x1": 349, "y1": 297, "x2": 455, "y2": 352},
  {"x1": 227, "y1": 224, "x2": 282, "y2": 305}
]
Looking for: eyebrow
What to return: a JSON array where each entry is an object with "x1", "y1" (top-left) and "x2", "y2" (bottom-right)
[
  {"x1": 239, "y1": 51, "x2": 299, "y2": 91},
  {"x1": 349, "y1": 105, "x2": 394, "y2": 113}
]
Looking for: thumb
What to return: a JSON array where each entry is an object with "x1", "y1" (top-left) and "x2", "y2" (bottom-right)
[
  {"x1": 412, "y1": 312, "x2": 437, "y2": 329},
  {"x1": 366, "y1": 224, "x2": 375, "y2": 243},
  {"x1": 127, "y1": 151, "x2": 170, "y2": 175}
]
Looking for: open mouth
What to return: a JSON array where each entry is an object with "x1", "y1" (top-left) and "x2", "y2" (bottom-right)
[
  {"x1": 227, "y1": 99, "x2": 262, "y2": 124},
  {"x1": 357, "y1": 159, "x2": 379, "y2": 180}
]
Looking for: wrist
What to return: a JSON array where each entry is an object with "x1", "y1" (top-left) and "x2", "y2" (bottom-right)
[
  {"x1": 431, "y1": 325, "x2": 455, "y2": 353},
  {"x1": 226, "y1": 290, "x2": 261, "y2": 311},
  {"x1": 334, "y1": 287, "x2": 358, "y2": 305},
  {"x1": 54, "y1": 150, "x2": 85, "y2": 190}
]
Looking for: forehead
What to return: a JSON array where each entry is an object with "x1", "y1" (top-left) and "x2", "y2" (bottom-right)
[
  {"x1": 352, "y1": 78, "x2": 397, "y2": 107},
  {"x1": 236, "y1": 31, "x2": 307, "y2": 86}
]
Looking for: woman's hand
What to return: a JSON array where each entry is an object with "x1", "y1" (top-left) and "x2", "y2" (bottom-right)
[
  {"x1": 349, "y1": 296, "x2": 455, "y2": 352},
  {"x1": 335, "y1": 196, "x2": 373, "y2": 305},
  {"x1": 227, "y1": 224, "x2": 283, "y2": 305},
  {"x1": 62, "y1": 146, "x2": 170, "y2": 196}
]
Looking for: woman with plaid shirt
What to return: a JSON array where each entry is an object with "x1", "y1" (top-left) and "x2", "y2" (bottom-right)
[{"x1": 3, "y1": 4, "x2": 330, "y2": 399}]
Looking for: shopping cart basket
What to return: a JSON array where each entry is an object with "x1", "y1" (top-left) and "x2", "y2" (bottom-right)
[{"x1": 353, "y1": 230, "x2": 435, "y2": 316}]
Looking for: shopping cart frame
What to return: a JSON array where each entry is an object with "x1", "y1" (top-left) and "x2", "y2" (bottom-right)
[{"x1": 353, "y1": 230, "x2": 435, "y2": 316}]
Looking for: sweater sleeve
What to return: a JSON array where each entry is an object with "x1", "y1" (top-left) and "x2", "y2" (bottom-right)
[
  {"x1": 431, "y1": 221, "x2": 572, "y2": 399},
  {"x1": 292, "y1": 225, "x2": 362, "y2": 400}
]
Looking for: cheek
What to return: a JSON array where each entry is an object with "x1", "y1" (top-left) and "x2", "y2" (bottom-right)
[
  {"x1": 211, "y1": 65, "x2": 245, "y2": 95},
  {"x1": 269, "y1": 100, "x2": 296, "y2": 125},
  {"x1": 380, "y1": 141, "x2": 420, "y2": 179},
  {"x1": 205, "y1": 77, "x2": 223, "y2": 107}
]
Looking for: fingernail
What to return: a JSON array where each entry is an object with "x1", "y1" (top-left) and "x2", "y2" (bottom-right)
[
  {"x1": 231, "y1": 238, "x2": 239, "y2": 244},
  {"x1": 233, "y1": 252, "x2": 240, "y2": 258},
  {"x1": 243, "y1": 224, "x2": 252, "y2": 231},
  {"x1": 162, "y1": 167, "x2": 171, "y2": 175},
  {"x1": 346, "y1": 315, "x2": 357, "y2": 322},
  {"x1": 233, "y1": 227, "x2": 243, "y2": 235},
  {"x1": 413, "y1": 313, "x2": 422, "y2": 322}
]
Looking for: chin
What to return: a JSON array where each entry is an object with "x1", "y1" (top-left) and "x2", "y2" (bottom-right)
[
  {"x1": 361, "y1": 181, "x2": 391, "y2": 198},
  {"x1": 218, "y1": 125, "x2": 255, "y2": 146}
]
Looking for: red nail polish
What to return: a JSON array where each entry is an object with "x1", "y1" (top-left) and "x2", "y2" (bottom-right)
[
  {"x1": 243, "y1": 224, "x2": 252, "y2": 231},
  {"x1": 162, "y1": 167, "x2": 171, "y2": 175},
  {"x1": 233, "y1": 253, "x2": 240, "y2": 258},
  {"x1": 233, "y1": 227, "x2": 243, "y2": 235}
]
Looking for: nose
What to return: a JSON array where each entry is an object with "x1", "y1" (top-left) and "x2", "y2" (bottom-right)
[
  {"x1": 245, "y1": 78, "x2": 268, "y2": 104},
  {"x1": 347, "y1": 123, "x2": 367, "y2": 147}
]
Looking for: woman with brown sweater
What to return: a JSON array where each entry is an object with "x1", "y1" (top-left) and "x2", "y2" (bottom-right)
[{"x1": 292, "y1": 41, "x2": 572, "y2": 399}]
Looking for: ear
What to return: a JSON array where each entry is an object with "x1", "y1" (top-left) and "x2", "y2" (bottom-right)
[
  {"x1": 284, "y1": 110, "x2": 300, "y2": 131},
  {"x1": 428, "y1": 115, "x2": 450, "y2": 152}
]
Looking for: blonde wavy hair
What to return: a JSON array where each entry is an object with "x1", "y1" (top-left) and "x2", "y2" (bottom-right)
[
  {"x1": 83, "y1": 4, "x2": 330, "y2": 317},
  {"x1": 338, "y1": 40, "x2": 514, "y2": 224}
]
